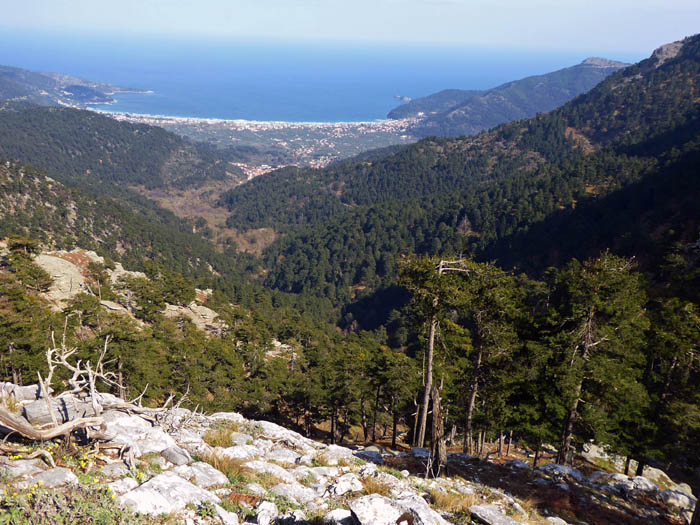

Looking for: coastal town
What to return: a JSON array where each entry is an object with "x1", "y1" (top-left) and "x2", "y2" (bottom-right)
[{"x1": 104, "y1": 112, "x2": 419, "y2": 172}]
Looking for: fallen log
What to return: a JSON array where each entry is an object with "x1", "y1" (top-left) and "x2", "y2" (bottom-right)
[{"x1": 0, "y1": 406, "x2": 104, "y2": 441}]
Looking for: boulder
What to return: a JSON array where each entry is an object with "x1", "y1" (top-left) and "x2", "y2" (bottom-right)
[
  {"x1": 103, "y1": 411, "x2": 176, "y2": 456},
  {"x1": 230, "y1": 432, "x2": 254, "y2": 446},
  {"x1": 101, "y1": 463, "x2": 129, "y2": 478},
  {"x1": 270, "y1": 482, "x2": 317, "y2": 504},
  {"x1": 161, "y1": 445, "x2": 191, "y2": 466},
  {"x1": 411, "y1": 447, "x2": 431, "y2": 459},
  {"x1": 16, "y1": 467, "x2": 78, "y2": 488},
  {"x1": 349, "y1": 494, "x2": 450, "y2": 525},
  {"x1": 354, "y1": 450, "x2": 384, "y2": 465},
  {"x1": 209, "y1": 412, "x2": 246, "y2": 424},
  {"x1": 505, "y1": 459, "x2": 531, "y2": 470},
  {"x1": 173, "y1": 461, "x2": 228, "y2": 488},
  {"x1": 324, "y1": 444, "x2": 355, "y2": 465},
  {"x1": 215, "y1": 503, "x2": 239, "y2": 525},
  {"x1": 469, "y1": 504, "x2": 526, "y2": 525},
  {"x1": 255, "y1": 500, "x2": 279, "y2": 525},
  {"x1": 630, "y1": 476, "x2": 657, "y2": 492},
  {"x1": 327, "y1": 472, "x2": 363, "y2": 496},
  {"x1": 118, "y1": 471, "x2": 219, "y2": 515},
  {"x1": 349, "y1": 494, "x2": 404, "y2": 525},
  {"x1": 108, "y1": 477, "x2": 139, "y2": 496},
  {"x1": 546, "y1": 518, "x2": 569, "y2": 525},
  {"x1": 657, "y1": 489, "x2": 697, "y2": 511},
  {"x1": 396, "y1": 493, "x2": 450, "y2": 525},
  {"x1": 266, "y1": 446, "x2": 301, "y2": 464},
  {"x1": 323, "y1": 508, "x2": 354, "y2": 524},
  {"x1": 217, "y1": 445, "x2": 260, "y2": 460},
  {"x1": 171, "y1": 428, "x2": 212, "y2": 456},
  {"x1": 0, "y1": 458, "x2": 46, "y2": 478},
  {"x1": 0, "y1": 382, "x2": 43, "y2": 401},
  {"x1": 537, "y1": 464, "x2": 584, "y2": 483},
  {"x1": 243, "y1": 460, "x2": 296, "y2": 483},
  {"x1": 642, "y1": 465, "x2": 675, "y2": 487}
]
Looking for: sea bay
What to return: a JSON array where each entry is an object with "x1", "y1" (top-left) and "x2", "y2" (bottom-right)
[{"x1": 0, "y1": 29, "x2": 640, "y2": 122}]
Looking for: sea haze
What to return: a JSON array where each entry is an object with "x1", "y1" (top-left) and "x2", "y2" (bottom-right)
[{"x1": 1, "y1": 30, "x2": 640, "y2": 122}]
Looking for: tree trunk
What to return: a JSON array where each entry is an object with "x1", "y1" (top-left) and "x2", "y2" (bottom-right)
[
  {"x1": 430, "y1": 384, "x2": 447, "y2": 477},
  {"x1": 330, "y1": 406, "x2": 336, "y2": 445},
  {"x1": 412, "y1": 401, "x2": 420, "y2": 447},
  {"x1": 360, "y1": 398, "x2": 368, "y2": 442},
  {"x1": 635, "y1": 459, "x2": 646, "y2": 477},
  {"x1": 506, "y1": 430, "x2": 513, "y2": 456},
  {"x1": 533, "y1": 447, "x2": 541, "y2": 467},
  {"x1": 416, "y1": 317, "x2": 436, "y2": 447},
  {"x1": 372, "y1": 384, "x2": 381, "y2": 442},
  {"x1": 463, "y1": 348, "x2": 482, "y2": 454},
  {"x1": 624, "y1": 456, "x2": 632, "y2": 476},
  {"x1": 391, "y1": 406, "x2": 398, "y2": 449},
  {"x1": 498, "y1": 430, "x2": 503, "y2": 457},
  {"x1": 117, "y1": 357, "x2": 126, "y2": 400},
  {"x1": 558, "y1": 378, "x2": 583, "y2": 464}
]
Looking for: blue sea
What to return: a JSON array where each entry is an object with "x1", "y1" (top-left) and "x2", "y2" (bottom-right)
[{"x1": 0, "y1": 29, "x2": 643, "y2": 123}]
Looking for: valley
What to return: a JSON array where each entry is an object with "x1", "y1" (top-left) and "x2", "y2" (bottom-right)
[{"x1": 0, "y1": 27, "x2": 698, "y2": 525}]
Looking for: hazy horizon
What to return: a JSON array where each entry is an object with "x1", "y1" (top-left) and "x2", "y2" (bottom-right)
[{"x1": 3, "y1": 1, "x2": 699, "y2": 55}]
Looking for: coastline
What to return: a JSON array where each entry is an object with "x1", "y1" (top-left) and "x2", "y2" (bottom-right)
[{"x1": 91, "y1": 107, "x2": 410, "y2": 127}]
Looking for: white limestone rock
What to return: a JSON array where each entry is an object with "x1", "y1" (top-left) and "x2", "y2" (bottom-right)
[
  {"x1": 469, "y1": 504, "x2": 527, "y2": 525},
  {"x1": 101, "y1": 463, "x2": 129, "y2": 478},
  {"x1": 255, "y1": 500, "x2": 279, "y2": 525},
  {"x1": 327, "y1": 472, "x2": 363, "y2": 496},
  {"x1": 324, "y1": 444, "x2": 355, "y2": 466},
  {"x1": 173, "y1": 461, "x2": 229, "y2": 488},
  {"x1": 270, "y1": 482, "x2": 318, "y2": 504},
  {"x1": 108, "y1": 477, "x2": 139, "y2": 496},
  {"x1": 215, "y1": 503, "x2": 240, "y2": 525},
  {"x1": 217, "y1": 445, "x2": 260, "y2": 460},
  {"x1": 265, "y1": 446, "x2": 301, "y2": 464},
  {"x1": 15, "y1": 467, "x2": 78, "y2": 489},
  {"x1": 537, "y1": 464, "x2": 585, "y2": 483},
  {"x1": 161, "y1": 445, "x2": 191, "y2": 466},
  {"x1": 243, "y1": 460, "x2": 296, "y2": 483},
  {"x1": 349, "y1": 493, "x2": 450, "y2": 525},
  {"x1": 657, "y1": 489, "x2": 697, "y2": 512},
  {"x1": 118, "y1": 471, "x2": 219, "y2": 515},
  {"x1": 349, "y1": 494, "x2": 404, "y2": 525},
  {"x1": 102, "y1": 411, "x2": 176, "y2": 456},
  {"x1": 323, "y1": 508, "x2": 354, "y2": 524},
  {"x1": 0, "y1": 458, "x2": 46, "y2": 478}
]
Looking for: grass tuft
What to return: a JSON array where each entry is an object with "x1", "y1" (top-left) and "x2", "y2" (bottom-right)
[{"x1": 361, "y1": 476, "x2": 393, "y2": 497}]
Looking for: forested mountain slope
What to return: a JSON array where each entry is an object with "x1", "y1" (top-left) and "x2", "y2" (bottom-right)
[
  {"x1": 388, "y1": 57, "x2": 627, "y2": 137},
  {"x1": 0, "y1": 105, "x2": 244, "y2": 189},
  {"x1": 0, "y1": 64, "x2": 126, "y2": 107},
  {"x1": 0, "y1": 160, "x2": 259, "y2": 293},
  {"x1": 218, "y1": 35, "x2": 700, "y2": 305}
]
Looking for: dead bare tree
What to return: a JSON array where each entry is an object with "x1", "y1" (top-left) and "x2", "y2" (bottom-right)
[{"x1": 0, "y1": 329, "x2": 172, "y2": 446}]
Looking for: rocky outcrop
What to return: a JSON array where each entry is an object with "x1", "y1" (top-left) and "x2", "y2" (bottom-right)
[{"x1": 0, "y1": 382, "x2": 695, "y2": 524}]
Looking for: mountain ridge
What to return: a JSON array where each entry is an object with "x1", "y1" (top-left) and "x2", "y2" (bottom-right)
[{"x1": 388, "y1": 56, "x2": 629, "y2": 137}]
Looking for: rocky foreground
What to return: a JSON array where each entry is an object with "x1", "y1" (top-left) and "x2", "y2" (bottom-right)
[{"x1": 0, "y1": 391, "x2": 696, "y2": 525}]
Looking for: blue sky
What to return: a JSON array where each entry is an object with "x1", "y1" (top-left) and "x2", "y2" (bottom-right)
[{"x1": 4, "y1": 0, "x2": 700, "y2": 53}]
